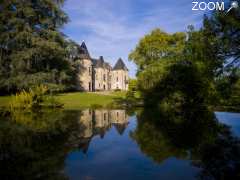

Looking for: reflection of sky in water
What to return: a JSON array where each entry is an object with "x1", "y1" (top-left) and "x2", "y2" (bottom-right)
[
  {"x1": 1, "y1": 109, "x2": 239, "y2": 179},
  {"x1": 215, "y1": 112, "x2": 240, "y2": 137},
  {"x1": 64, "y1": 110, "x2": 240, "y2": 180},
  {"x1": 65, "y1": 115, "x2": 199, "y2": 180}
]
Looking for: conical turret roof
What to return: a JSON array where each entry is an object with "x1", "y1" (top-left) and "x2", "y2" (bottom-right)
[
  {"x1": 79, "y1": 41, "x2": 91, "y2": 59},
  {"x1": 113, "y1": 58, "x2": 128, "y2": 71}
]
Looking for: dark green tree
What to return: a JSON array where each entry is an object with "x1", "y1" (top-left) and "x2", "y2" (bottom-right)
[{"x1": 0, "y1": 0, "x2": 74, "y2": 93}]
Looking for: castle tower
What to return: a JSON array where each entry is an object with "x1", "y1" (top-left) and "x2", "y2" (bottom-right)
[
  {"x1": 111, "y1": 58, "x2": 129, "y2": 90},
  {"x1": 76, "y1": 42, "x2": 94, "y2": 91}
]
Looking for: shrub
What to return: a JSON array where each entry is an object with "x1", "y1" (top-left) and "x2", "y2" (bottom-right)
[{"x1": 9, "y1": 85, "x2": 63, "y2": 112}]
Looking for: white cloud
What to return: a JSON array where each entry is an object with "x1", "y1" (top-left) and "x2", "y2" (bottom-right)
[{"x1": 63, "y1": 0, "x2": 205, "y2": 77}]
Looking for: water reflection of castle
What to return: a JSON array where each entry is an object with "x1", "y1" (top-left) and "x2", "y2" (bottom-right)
[{"x1": 76, "y1": 109, "x2": 129, "y2": 153}]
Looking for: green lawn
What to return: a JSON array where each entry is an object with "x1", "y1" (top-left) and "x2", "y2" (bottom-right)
[
  {"x1": 0, "y1": 96, "x2": 11, "y2": 107},
  {"x1": 0, "y1": 92, "x2": 126, "y2": 109},
  {"x1": 57, "y1": 91, "x2": 126, "y2": 109}
]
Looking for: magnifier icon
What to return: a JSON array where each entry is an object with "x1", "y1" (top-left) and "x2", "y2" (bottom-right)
[{"x1": 227, "y1": 1, "x2": 239, "y2": 13}]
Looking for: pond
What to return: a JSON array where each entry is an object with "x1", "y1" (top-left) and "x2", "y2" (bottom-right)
[{"x1": 0, "y1": 108, "x2": 239, "y2": 180}]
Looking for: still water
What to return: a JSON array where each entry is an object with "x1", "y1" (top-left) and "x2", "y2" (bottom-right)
[{"x1": 0, "y1": 108, "x2": 239, "y2": 180}]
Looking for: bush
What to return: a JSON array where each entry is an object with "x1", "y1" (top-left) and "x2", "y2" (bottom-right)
[{"x1": 9, "y1": 85, "x2": 63, "y2": 112}]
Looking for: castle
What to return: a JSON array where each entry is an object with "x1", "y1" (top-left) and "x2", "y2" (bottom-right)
[{"x1": 73, "y1": 42, "x2": 129, "y2": 91}]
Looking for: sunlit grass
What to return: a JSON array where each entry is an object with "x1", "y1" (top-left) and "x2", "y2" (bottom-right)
[
  {"x1": 0, "y1": 96, "x2": 12, "y2": 107},
  {"x1": 56, "y1": 91, "x2": 126, "y2": 109},
  {"x1": 0, "y1": 91, "x2": 127, "y2": 109}
]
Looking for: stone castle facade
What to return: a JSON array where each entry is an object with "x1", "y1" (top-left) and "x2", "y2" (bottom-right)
[{"x1": 73, "y1": 42, "x2": 129, "y2": 91}]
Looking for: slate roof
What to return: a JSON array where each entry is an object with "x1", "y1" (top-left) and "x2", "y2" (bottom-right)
[
  {"x1": 79, "y1": 42, "x2": 91, "y2": 59},
  {"x1": 113, "y1": 58, "x2": 128, "y2": 71},
  {"x1": 92, "y1": 56, "x2": 112, "y2": 69},
  {"x1": 77, "y1": 42, "x2": 127, "y2": 71}
]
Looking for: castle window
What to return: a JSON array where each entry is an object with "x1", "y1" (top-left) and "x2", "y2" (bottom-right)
[
  {"x1": 89, "y1": 67, "x2": 91, "y2": 75},
  {"x1": 103, "y1": 74, "x2": 106, "y2": 81},
  {"x1": 116, "y1": 77, "x2": 118, "y2": 82},
  {"x1": 99, "y1": 83, "x2": 100, "y2": 88}
]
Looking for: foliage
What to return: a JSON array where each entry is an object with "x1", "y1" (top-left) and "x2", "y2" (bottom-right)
[
  {"x1": 131, "y1": 105, "x2": 240, "y2": 179},
  {"x1": 126, "y1": 79, "x2": 141, "y2": 102},
  {"x1": 0, "y1": 109, "x2": 81, "y2": 179},
  {"x1": 215, "y1": 68, "x2": 240, "y2": 107},
  {"x1": 0, "y1": 0, "x2": 75, "y2": 94},
  {"x1": 129, "y1": 11, "x2": 240, "y2": 108},
  {"x1": 139, "y1": 60, "x2": 215, "y2": 108},
  {"x1": 131, "y1": 106, "x2": 219, "y2": 162},
  {"x1": 129, "y1": 29, "x2": 186, "y2": 73},
  {"x1": 9, "y1": 85, "x2": 63, "y2": 111},
  {"x1": 204, "y1": 6, "x2": 240, "y2": 68},
  {"x1": 0, "y1": 92, "x2": 128, "y2": 109},
  {"x1": 184, "y1": 22, "x2": 224, "y2": 79}
]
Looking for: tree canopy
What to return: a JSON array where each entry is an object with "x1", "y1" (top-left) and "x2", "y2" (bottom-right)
[
  {"x1": 0, "y1": 0, "x2": 74, "y2": 93},
  {"x1": 129, "y1": 10, "x2": 240, "y2": 109},
  {"x1": 129, "y1": 29, "x2": 186, "y2": 73}
]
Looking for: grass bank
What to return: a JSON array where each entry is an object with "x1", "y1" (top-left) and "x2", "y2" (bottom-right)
[
  {"x1": 56, "y1": 91, "x2": 126, "y2": 109},
  {"x1": 0, "y1": 96, "x2": 11, "y2": 107},
  {"x1": 0, "y1": 91, "x2": 127, "y2": 109}
]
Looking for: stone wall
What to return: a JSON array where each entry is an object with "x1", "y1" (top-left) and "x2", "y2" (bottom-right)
[
  {"x1": 76, "y1": 59, "x2": 128, "y2": 91},
  {"x1": 94, "y1": 68, "x2": 111, "y2": 91},
  {"x1": 111, "y1": 70, "x2": 129, "y2": 90},
  {"x1": 76, "y1": 59, "x2": 93, "y2": 91}
]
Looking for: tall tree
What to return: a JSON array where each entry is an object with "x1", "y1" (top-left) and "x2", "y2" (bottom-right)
[
  {"x1": 129, "y1": 29, "x2": 186, "y2": 73},
  {"x1": 204, "y1": 6, "x2": 240, "y2": 68},
  {"x1": 184, "y1": 20, "x2": 224, "y2": 79},
  {"x1": 0, "y1": 0, "x2": 72, "y2": 93},
  {"x1": 129, "y1": 28, "x2": 217, "y2": 107}
]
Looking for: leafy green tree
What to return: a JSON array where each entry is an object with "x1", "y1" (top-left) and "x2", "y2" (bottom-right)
[
  {"x1": 202, "y1": 7, "x2": 240, "y2": 107},
  {"x1": 215, "y1": 68, "x2": 240, "y2": 107},
  {"x1": 0, "y1": 0, "x2": 73, "y2": 93},
  {"x1": 138, "y1": 60, "x2": 215, "y2": 108},
  {"x1": 129, "y1": 29, "x2": 186, "y2": 73},
  {"x1": 204, "y1": 7, "x2": 240, "y2": 68},
  {"x1": 129, "y1": 27, "x2": 217, "y2": 108},
  {"x1": 184, "y1": 21, "x2": 224, "y2": 79}
]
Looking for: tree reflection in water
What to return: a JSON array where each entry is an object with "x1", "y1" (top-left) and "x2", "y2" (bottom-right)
[
  {"x1": 0, "y1": 107, "x2": 239, "y2": 180},
  {"x1": 0, "y1": 109, "x2": 130, "y2": 180},
  {"x1": 0, "y1": 110, "x2": 82, "y2": 180},
  {"x1": 131, "y1": 106, "x2": 240, "y2": 180}
]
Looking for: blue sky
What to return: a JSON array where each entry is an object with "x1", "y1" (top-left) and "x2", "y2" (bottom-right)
[{"x1": 62, "y1": 0, "x2": 206, "y2": 77}]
